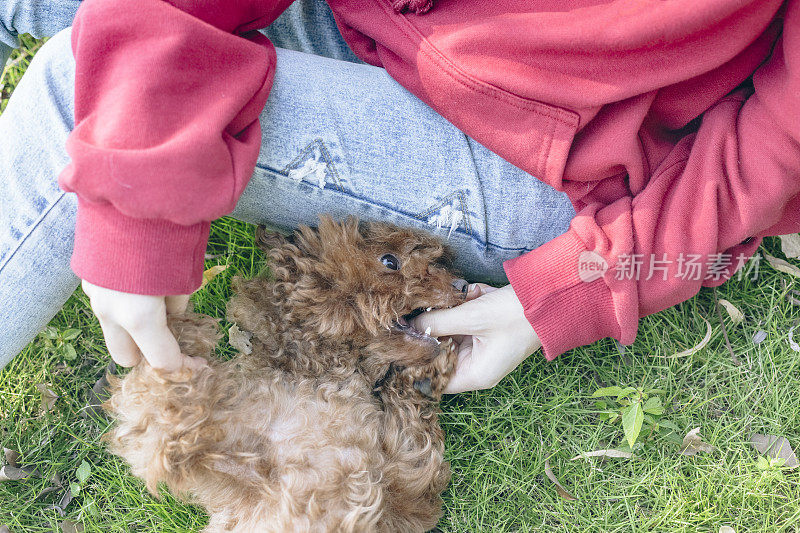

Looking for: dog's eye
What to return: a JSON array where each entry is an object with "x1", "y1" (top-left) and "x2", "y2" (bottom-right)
[{"x1": 380, "y1": 253, "x2": 400, "y2": 271}]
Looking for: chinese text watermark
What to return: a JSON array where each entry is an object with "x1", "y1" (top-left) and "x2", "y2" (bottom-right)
[{"x1": 577, "y1": 252, "x2": 761, "y2": 282}]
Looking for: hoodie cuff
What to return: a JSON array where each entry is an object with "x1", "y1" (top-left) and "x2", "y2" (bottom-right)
[
  {"x1": 70, "y1": 198, "x2": 210, "y2": 295},
  {"x1": 503, "y1": 229, "x2": 622, "y2": 361}
]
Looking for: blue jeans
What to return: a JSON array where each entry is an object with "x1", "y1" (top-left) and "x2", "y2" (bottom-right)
[{"x1": 0, "y1": 0, "x2": 575, "y2": 367}]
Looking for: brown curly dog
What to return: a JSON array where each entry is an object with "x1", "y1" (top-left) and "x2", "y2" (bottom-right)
[{"x1": 103, "y1": 216, "x2": 469, "y2": 532}]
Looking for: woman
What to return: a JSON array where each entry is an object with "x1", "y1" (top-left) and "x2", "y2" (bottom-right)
[{"x1": 1, "y1": 0, "x2": 797, "y2": 393}]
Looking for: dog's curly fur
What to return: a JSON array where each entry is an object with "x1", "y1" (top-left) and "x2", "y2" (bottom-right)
[{"x1": 103, "y1": 216, "x2": 468, "y2": 532}]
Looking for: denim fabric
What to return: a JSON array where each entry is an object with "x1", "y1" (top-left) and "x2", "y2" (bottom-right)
[
  {"x1": 0, "y1": 0, "x2": 82, "y2": 65},
  {"x1": 260, "y1": 0, "x2": 364, "y2": 64},
  {"x1": 0, "y1": 0, "x2": 575, "y2": 367}
]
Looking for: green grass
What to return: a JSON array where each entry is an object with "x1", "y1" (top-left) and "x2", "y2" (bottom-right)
[
  {"x1": 0, "y1": 34, "x2": 46, "y2": 114},
  {"x1": 4, "y1": 38, "x2": 800, "y2": 533}
]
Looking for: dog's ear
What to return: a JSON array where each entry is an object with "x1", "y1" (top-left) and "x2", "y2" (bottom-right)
[{"x1": 255, "y1": 224, "x2": 294, "y2": 253}]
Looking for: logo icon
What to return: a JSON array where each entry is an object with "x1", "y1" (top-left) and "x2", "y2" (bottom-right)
[{"x1": 577, "y1": 250, "x2": 608, "y2": 283}]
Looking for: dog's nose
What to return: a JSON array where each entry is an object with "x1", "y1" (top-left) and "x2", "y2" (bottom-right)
[{"x1": 451, "y1": 278, "x2": 469, "y2": 295}]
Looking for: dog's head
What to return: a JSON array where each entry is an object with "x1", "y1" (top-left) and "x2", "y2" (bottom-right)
[{"x1": 227, "y1": 216, "x2": 467, "y2": 367}]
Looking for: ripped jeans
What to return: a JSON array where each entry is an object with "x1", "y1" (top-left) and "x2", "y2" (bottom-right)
[{"x1": 0, "y1": 0, "x2": 575, "y2": 367}]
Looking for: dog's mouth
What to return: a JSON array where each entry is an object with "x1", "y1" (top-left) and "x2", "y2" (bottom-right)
[{"x1": 391, "y1": 307, "x2": 439, "y2": 344}]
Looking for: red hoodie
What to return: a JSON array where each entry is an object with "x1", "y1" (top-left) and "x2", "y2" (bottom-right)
[{"x1": 58, "y1": 0, "x2": 800, "y2": 360}]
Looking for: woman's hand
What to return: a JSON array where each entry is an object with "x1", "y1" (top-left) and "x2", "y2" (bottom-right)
[
  {"x1": 412, "y1": 283, "x2": 540, "y2": 394},
  {"x1": 82, "y1": 280, "x2": 207, "y2": 372}
]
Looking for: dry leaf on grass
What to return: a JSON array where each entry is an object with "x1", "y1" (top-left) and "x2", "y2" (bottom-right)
[
  {"x1": 713, "y1": 289, "x2": 741, "y2": 366},
  {"x1": 678, "y1": 427, "x2": 716, "y2": 456},
  {"x1": 199, "y1": 265, "x2": 228, "y2": 290},
  {"x1": 228, "y1": 324, "x2": 253, "y2": 355},
  {"x1": 717, "y1": 299, "x2": 744, "y2": 324},
  {"x1": 750, "y1": 434, "x2": 798, "y2": 469},
  {"x1": 59, "y1": 520, "x2": 83, "y2": 533},
  {"x1": 35, "y1": 383, "x2": 58, "y2": 412},
  {"x1": 671, "y1": 318, "x2": 712, "y2": 358},
  {"x1": 719, "y1": 527, "x2": 736, "y2": 533},
  {"x1": 764, "y1": 253, "x2": 800, "y2": 278},
  {"x1": 789, "y1": 325, "x2": 800, "y2": 352},
  {"x1": 787, "y1": 291, "x2": 800, "y2": 306},
  {"x1": 3, "y1": 448, "x2": 20, "y2": 467},
  {"x1": 45, "y1": 489, "x2": 73, "y2": 516},
  {"x1": 82, "y1": 374, "x2": 110, "y2": 420},
  {"x1": 0, "y1": 525, "x2": 11, "y2": 533},
  {"x1": 36, "y1": 472, "x2": 63, "y2": 499},
  {"x1": 0, "y1": 465, "x2": 35, "y2": 482},
  {"x1": 752, "y1": 330, "x2": 768, "y2": 345},
  {"x1": 81, "y1": 363, "x2": 117, "y2": 420},
  {"x1": 778, "y1": 234, "x2": 800, "y2": 259},
  {"x1": 571, "y1": 449, "x2": 634, "y2": 461},
  {"x1": 0, "y1": 465, "x2": 27, "y2": 481},
  {"x1": 544, "y1": 458, "x2": 577, "y2": 501}
]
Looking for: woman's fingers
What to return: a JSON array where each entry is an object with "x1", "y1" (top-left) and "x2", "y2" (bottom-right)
[
  {"x1": 412, "y1": 304, "x2": 478, "y2": 337},
  {"x1": 443, "y1": 337, "x2": 510, "y2": 394},
  {"x1": 127, "y1": 318, "x2": 191, "y2": 373},
  {"x1": 448, "y1": 334, "x2": 467, "y2": 345},
  {"x1": 101, "y1": 313, "x2": 205, "y2": 372},
  {"x1": 465, "y1": 282, "x2": 499, "y2": 301},
  {"x1": 412, "y1": 292, "x2": 494, "y2": 337},
  {"x1": 443, "y1": 342, "x2": 475, "y2": 394},
  {"x1": 83, "y1": 280, "x2": 203, "y2": 373},
  {"x1": 412, "y1": 283, "x2": 501, "y2": 338},
  {"x1": 443, "y1": 336, "x2": 505, "y2": 394},
  {"x1": 97, "y1": 318, "x2": 142, "y2": 367}
]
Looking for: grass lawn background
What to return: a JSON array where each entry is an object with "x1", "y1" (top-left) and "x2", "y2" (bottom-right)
[{"x1": 3, "y1": 36, "x2": 800, "y2": 532}]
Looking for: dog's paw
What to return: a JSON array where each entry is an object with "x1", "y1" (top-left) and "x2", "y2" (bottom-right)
[
  {"x1": 402, "y1": 338, "x2": 457, "y2": 399},
  {"x1": 413, "y1": 377, "x2": 434, "y2": 398},
  {"x1": 391, "y1": 0, "x2": 435, "y2": 14}
]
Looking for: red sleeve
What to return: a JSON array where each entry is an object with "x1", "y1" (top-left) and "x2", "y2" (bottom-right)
[
  {"x1": 504, "y1": 1, "x2": 800, "y2": 360},
  {"x1": 57, "y1": 0, "x2": 288, "y2": 294}
]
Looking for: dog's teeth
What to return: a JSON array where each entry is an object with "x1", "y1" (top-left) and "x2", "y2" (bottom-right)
[
  {"x1": 426, "y1": 307, "x2": 432, "y2": 312},
  {"x1": 425, "y1": 326, "x2": 432, "y2": 336}
]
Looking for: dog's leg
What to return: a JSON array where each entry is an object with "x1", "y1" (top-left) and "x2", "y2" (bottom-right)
[
  {"x1": 375, "y1": 339, "x2": 457, "y2": 532},
  {"x1": 104, "y1": 313, "x2": 274, "y2": 518},
  {"x1": 103, "y1": 312, "x2": 220, "y2": 488}
]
